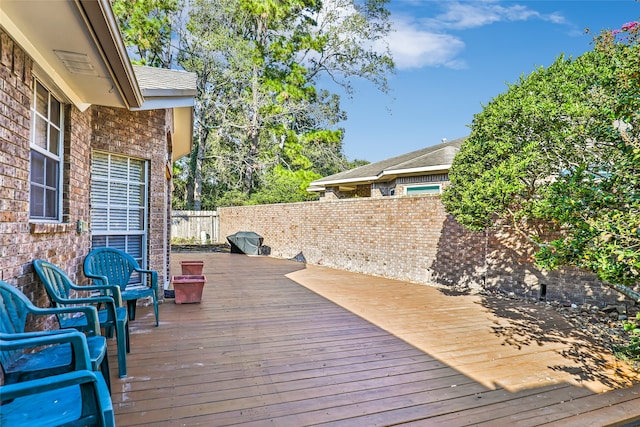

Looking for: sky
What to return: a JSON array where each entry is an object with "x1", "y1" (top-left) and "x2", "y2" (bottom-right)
[{"x1": 339, "y1": 0, "x2": 640, "y2": 163}]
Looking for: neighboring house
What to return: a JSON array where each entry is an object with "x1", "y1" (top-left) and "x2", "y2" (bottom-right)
[
  {"x1": 308, "y1": 137, "x2": 465, "y2": 199},
  {"x1": 0, "y1": 0, "x2": 196, "y2": 324}
]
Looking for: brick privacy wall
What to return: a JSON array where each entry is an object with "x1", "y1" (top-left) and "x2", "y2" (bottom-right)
[
  {"x1": 220, "y1": 196, "x2": 486, "y2": 286},
  {"x1": 91, "y1": 107, "x2": 170, "y2": 287},
  {"x1": 485, "y1": 226, "x2": 626, "y2": 306},
  {"x1": 220, "y1": 196, "x2": 635, "y2": 306}
]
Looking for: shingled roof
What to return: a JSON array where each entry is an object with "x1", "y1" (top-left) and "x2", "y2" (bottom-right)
[
  {"x1": 308, "y1": 137, "x2": 465, "y2": 191},
  {"x1": 133, "y1": 66, "x2": 197, "y2": 98},
  {"x1": 131, "y1": 66, "x2": 197, "y2": 160}
]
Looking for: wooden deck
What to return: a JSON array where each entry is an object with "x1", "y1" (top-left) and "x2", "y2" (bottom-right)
[{"x1": 110, "y1": 253, "x2": 640, "y2": 426}]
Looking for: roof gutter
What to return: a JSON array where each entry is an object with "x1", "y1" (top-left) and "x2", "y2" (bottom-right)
[
  {"x1": 74, "y1": 0, "x2": 143, "y2": 109},
  {"x1": 310, "y1": 175, "x2": 378, "y2": 187},
  {"x1": 381, "y1": 164, "x2": 452, "y2": 176}
]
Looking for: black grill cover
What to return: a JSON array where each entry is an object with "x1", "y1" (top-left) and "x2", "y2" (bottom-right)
[{"x1": 226, "y1": 231, "x2": 264, "y2": 255}]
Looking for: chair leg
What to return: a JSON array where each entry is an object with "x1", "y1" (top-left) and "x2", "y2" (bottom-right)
[
  {"x1": 153, "y1": 296, "x2": 159, "y2": 327},
  {"x1": 127, "y1": 300, "x2": 137, "y2": 321},
  {"x1": 116, "y1": 320, "x2": 128, "y2": 378},
  {"x1": 125, "y1": 322, "x2": 130, "y2": 353},
  {"x1": 100, "y1": 353, "x2": 112, "y2": 393},
  {"x1": 104, "y1": 325, "x2": 115, "y2": 339}
]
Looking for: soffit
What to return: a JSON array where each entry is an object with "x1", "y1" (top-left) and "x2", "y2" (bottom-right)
[{"x1": 0, "y1": 0, "x2": 141, "y2": 110}]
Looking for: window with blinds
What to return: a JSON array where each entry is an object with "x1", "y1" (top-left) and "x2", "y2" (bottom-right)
[{"x1": 90, "y1": 151, "x2": 148, "y2": 269}]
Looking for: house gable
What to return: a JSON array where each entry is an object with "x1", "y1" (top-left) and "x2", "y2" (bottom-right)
[{"x1": 310, "y1": 137, "x2": 465, "y2": 199}]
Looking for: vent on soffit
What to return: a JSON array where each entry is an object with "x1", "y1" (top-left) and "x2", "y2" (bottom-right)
[{"x1": 54, "y1": 50, "x2": 98, "y2": 76}]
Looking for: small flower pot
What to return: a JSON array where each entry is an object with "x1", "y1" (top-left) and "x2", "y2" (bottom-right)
[
  {"x1": 180, "y1": 260, "x2": 204, "y2": 275},
  {"x1": 172, "y1": 275, "x2": 207, "y2": 304}
]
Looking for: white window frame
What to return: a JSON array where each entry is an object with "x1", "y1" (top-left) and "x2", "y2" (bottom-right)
[
  {"x1": 29, "y1": 78, "x2": 63, "y2": 222},
  {"x1": 405, "y1": 183, "x2": 442, "y2": 195},
  {"x1": 90, "y1": 151, "x2": 149, "y2": 270}
]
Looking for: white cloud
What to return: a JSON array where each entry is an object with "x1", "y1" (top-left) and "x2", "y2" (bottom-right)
[
  {"x1": 386, "y1": 1, "x2": 567, "y2": 70},
  {"x1": 389, "y1": 18, "x2": 466, "y2": 70},
  {"x1": 428, "y1": 1, "x2": 567, "y2": 30}
]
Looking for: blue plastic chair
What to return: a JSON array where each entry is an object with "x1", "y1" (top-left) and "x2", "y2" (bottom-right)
[
  {"x1": 32, "y1": 259, "x2": 130, "y2": 378},
  {"x1": 0, "y1": 280, "x2": 111, "y2": 391},
  {"x1": 0, "y1": 333, "x2": 115, "y2": 427},
  {"x1": 84, "y1": 247, "x2": 159, "y2": 326}
]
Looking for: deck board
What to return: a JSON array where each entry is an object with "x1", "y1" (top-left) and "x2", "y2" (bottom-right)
[{"x1": 108, "y1": 253, "x2": 640, "y2": 426}]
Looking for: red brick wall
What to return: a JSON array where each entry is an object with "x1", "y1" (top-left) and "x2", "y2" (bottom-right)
[
  {"x1": 220, "y1": 196, "x2": 484, "y2": 285},
  {"x1": 0, "y1": 28, "x2": 92, "y2": 330},
  {"x1": 91, "y1": 107, "x2": 171, "y2": 287},
  {"x1": 485, "y1": 226, "x2": 619, "y2": 305},
  {"x1": 220, "y1": 196, "x2": 634, "y2": 306},
  {"x1": 0, "y1": 28, "x2": 172, "y2": 332}
]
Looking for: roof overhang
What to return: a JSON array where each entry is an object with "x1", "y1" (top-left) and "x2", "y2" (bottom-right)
[
  {"x1": 306, "y1": 185, "x2": 325, "y2": 193},
  {"x1": 307, "y1": 176, "x2": 377, "y2": 193},
  {"x1": 381, "y1": 164, "x2": 452, "y2": 177},
  {"x1": 1, "y1": 0, "x2": 143, "y2": 111},
  {"x1": 2, "y1": 1, "x2": 196, "y2": 161},
  {"x1": 132, "y1": 67, "x2": 197, "y2": 161},
  {"x1": 310, "y1": 175, "x2": 378, "y2": 188},
  {"x1": 308, "y1": 164, "x2": 453, "y2": 193}
]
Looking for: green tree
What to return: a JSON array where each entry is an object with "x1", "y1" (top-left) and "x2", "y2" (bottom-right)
[
  {"x1": 249, "y1": 166, "x2": 321, "y2": 205},
  {"x1": 179, "y1": 0, "x2": 393, "y2": 208},
  {"x1": 171, "y1": 159, "x2": 189, "y2": 209},
  {"x1": 112, "y1": 0, "x2": 180, "y2": 67},
  {"x1": 442, "y1": 22, "x2": 640, "y2": 302}
]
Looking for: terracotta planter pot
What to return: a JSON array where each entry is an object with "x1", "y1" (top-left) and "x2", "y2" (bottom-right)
[
  {"x1": 172, "y1": 275, "x2": 207, "y2": 304},
  {"x1": 180, "y1": 260, "x2": 204, "y2": 275}
]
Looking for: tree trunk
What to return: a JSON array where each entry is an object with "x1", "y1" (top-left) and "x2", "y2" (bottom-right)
[
  {"x1": 243, "y1": 132, "x2": 259, "y2": 194},
  {"x1": 193, "y1": 126, "x2": 207, "y2": 210},
  {"x1": 606, "y1": 282, "x2": 640, "y2": 304},
  {"x1": 186, "y1": 138, "x2": 197, "y2": 209},
  {"x1": 243, "y1": 46, "x2": 261, "y2": 195}
]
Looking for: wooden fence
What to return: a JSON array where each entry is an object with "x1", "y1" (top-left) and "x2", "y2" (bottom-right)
[{"x1": 171, "y1": 210, "x2": 220, "y2": 243}]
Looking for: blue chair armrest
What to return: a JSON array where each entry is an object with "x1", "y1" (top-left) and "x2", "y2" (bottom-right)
[
  {"x1": 56, "y1": 294, "x2": 119, "y2": 308},
  {"x1": 87, "y1": 285, "x2": 123, "y2": 306},
  {"x1": 0, "y1": 331, "x2": 91, "y2": 370},
  {"x1": 0, "y1": 330, "x2": 77, "y2": 340},
  {"x1": 55, "y1": 295, "x2": 122, "y2": 327},
  {"x1": 68, "y1": 282, "x2": 123, "y2": 306},
  {"x1": 22, "y1": 305, "x2": 101, "y2": 337},
  {"x1": 84, "y1": 272, "x2": 108, "y2": 284},
  {"x1": 134, "y1": 268, "x2": 158, "y2": 290},
  {"x1": 0, "y1": 370, "x2": 98, "y2": 399}
]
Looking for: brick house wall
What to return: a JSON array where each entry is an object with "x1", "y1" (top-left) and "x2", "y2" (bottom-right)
[
  {"x1": 394, "y1": 173, "x2": 450, "y2": 195},
  {"x1": 219, "y1": 196, "x2": 636, "y2": 306},
  {"x1": 91, "y1": 106, "x2": 172, "y2": 287},
  {"x1": 0, "y1": 29, "x2": 91, "y2": 330},
  {"x1": 0, "y1": 28, "x2": 172, "y2": 331},
  {"x1": 320, "y1": 173, "x2": 452, "y2": 199}
]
